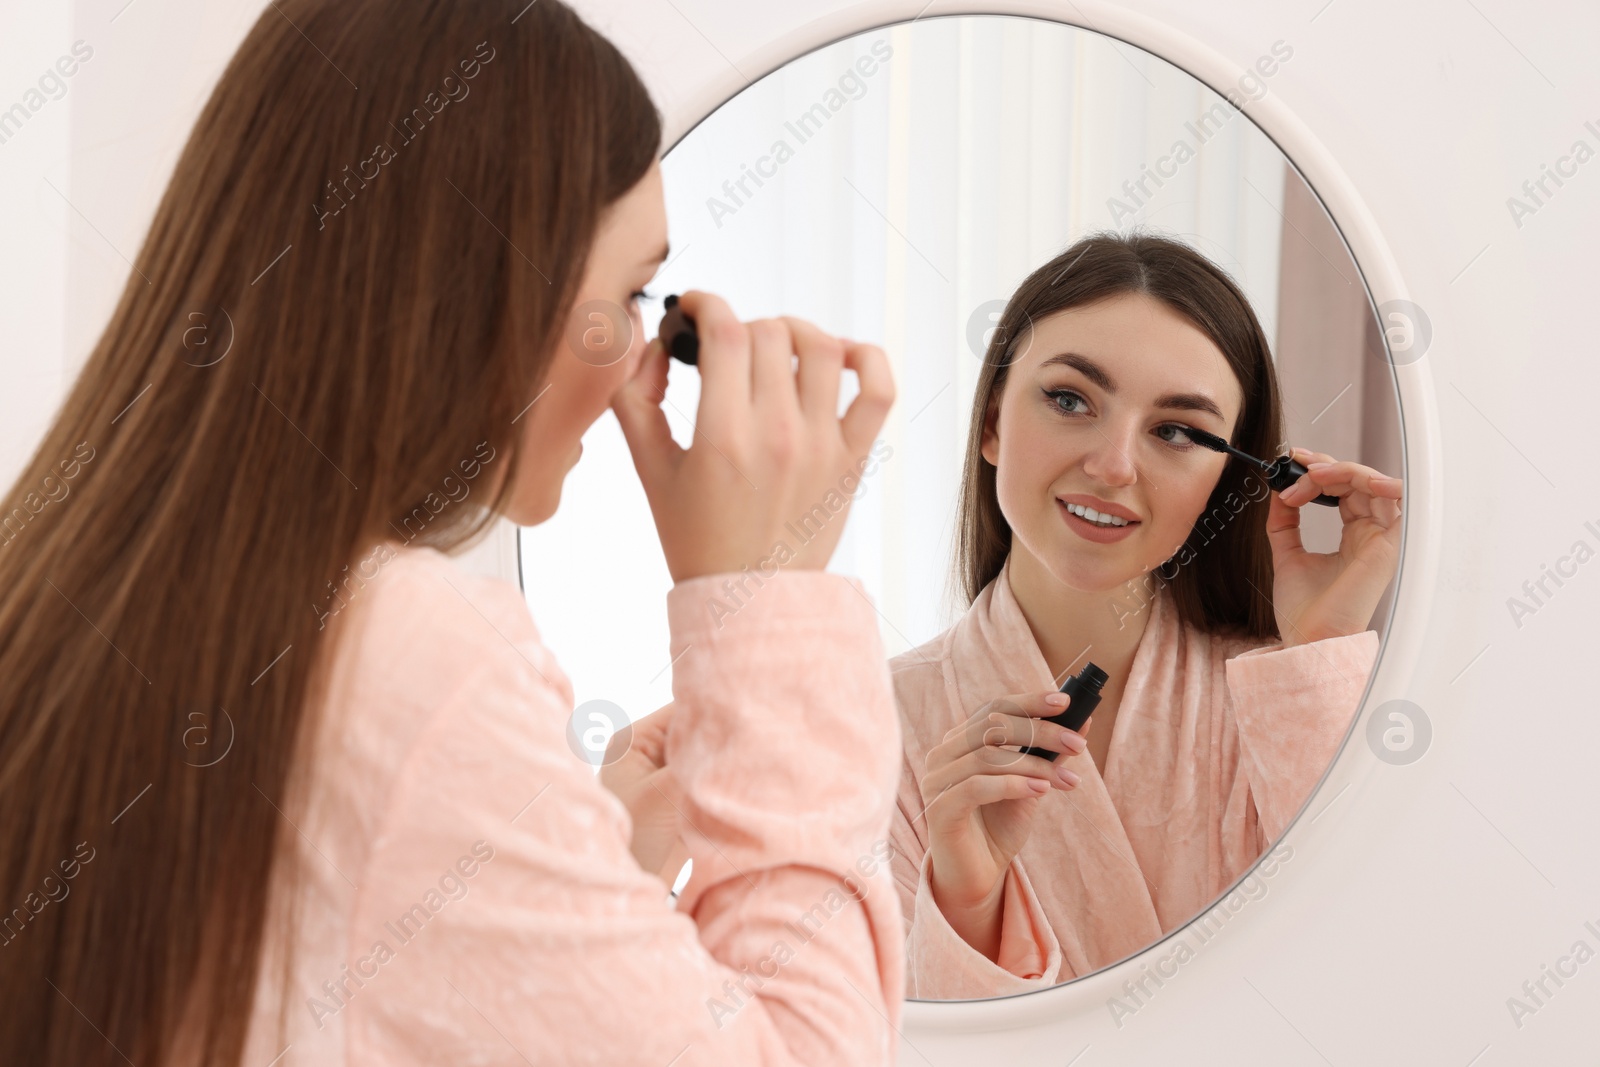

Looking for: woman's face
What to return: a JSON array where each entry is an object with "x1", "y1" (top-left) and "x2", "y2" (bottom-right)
[
  {"x1": 980, "y1": 290, "x2": 1245, "y2": 592},
  {"x1": 503, "y1": 160, "x2": 669, "y2": 526}
]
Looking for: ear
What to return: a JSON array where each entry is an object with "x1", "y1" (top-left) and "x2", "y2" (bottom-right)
[{"x1": 979, "y1": 398, "x2": 1001, "y2": 466}]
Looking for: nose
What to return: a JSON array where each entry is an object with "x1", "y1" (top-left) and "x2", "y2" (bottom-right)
[{"x1": 1079, "y1": 419, "x2": 1140, "y2": 488}]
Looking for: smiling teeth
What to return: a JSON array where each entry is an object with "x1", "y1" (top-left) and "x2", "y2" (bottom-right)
[{"x1": 1065, "y1": 502, "x2": 1131, "y2": 527}]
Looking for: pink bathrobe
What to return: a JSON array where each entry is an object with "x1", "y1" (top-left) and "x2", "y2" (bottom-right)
[
  {"x1": 888, "y1": 553, "x2": 1378, "y2": 999},
  {"x1": 238, "y1": 542, "x2": 905, "y2": 1065}
]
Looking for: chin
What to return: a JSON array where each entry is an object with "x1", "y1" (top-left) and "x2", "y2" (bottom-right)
[
  {"x1": 1055, "y1": 562, "x2": 1142, "y2": 594},
  {"x1": 1046, "y1": 539, "x2": 1154, "y2": 593},
  {"x1": 507, "y1": 483, "x2": 562, "y2": 527},
  {"x1": 526, "y1": 495, "x2": 561, "y2": 526}
]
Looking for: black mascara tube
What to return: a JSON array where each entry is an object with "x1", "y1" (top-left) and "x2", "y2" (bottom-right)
[
  {"x1": 1261, "y1": 455, "x2": 1341, "y2": 507},
  {"x1": 658, "y1": 293, "x2": 699, "y2": 366},
  {"x1": 1018, "y1": 662, "x2": 1107, "y2": 762}
]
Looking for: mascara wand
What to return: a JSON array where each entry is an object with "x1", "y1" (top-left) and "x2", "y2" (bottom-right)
[{"x1": 1181, "y1": 426, "x2": 1341, "y2": 507}]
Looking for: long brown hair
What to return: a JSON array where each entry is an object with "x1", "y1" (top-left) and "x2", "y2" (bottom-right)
[
  {"x1": 955, "y1": 231, "x2": 1286, "y2": 639},
  {"x1": 0, "y1": 1, "x2": 659, "y2": 1063}
]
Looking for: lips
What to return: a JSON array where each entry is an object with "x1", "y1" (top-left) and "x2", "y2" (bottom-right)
[
  {"x1": 1056, "y1": 494, "x2": 1141, "y2": 525},
  {"x1": 1056, "y1": 493, "x2": 1141, "y2": 546},
  {"x1": 1061, "y1": 501, "x2": 1134, "y2": 528},
  {"x1": 1058, "y1": 500, "x2": 1140, "y2": 543}
]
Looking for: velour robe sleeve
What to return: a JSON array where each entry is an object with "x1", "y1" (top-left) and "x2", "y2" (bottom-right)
[
  {"x1": 1223, "y1": 629, "x2": 1380, "y2": 847},
  {"x1": 343, "y1": 569, "x2": 907, "y2": 1066}
]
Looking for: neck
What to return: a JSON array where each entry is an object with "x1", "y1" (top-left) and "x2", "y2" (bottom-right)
[{"x1": 1004, "y1": 541, "x2": 1157, "y2": 689}]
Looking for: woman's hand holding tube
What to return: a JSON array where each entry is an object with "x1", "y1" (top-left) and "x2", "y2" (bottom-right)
[
  {"x1": 919, "y1": 691, "x2": 1090, "y2": 961},
  {"x1": 1267, "y1": 446, "x2": 1403, "y2": 646},
  {"x1": 611, "y1": 290, "x2": 894, "y2": 583},
  {"x1": 598, "y1": 702, "x2": 686, "y2": 885}
]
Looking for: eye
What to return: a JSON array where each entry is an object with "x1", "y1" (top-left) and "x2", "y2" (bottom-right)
[
  {"x1": 628, "y1": 287, "x2": 655, "y2": 308},
  {"x1": 1042, "y1": 387, "x2": 1088, "y2": 416},
  {"x1": 1155, "y1": 423, "x2": 1198, "y2": 450}
]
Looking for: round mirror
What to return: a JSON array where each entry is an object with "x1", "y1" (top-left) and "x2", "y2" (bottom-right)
[{"x1": 522, "y1": 11, "x2": 1403, "y2": 1002}]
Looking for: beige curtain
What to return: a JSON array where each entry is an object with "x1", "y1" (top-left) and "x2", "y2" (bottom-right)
[{"x1": 1274, "y1": 167, "x2": 1403, "y2": 638}]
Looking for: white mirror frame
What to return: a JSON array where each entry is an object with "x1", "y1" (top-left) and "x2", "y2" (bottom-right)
[{"x1": 651, "y1": 0, "x2": 1436, "y2": 1052}]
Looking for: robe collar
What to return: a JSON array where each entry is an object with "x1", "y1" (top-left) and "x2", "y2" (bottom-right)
[{"x1": 946, "y1": 552, "x2": 1174, "y2": 718}]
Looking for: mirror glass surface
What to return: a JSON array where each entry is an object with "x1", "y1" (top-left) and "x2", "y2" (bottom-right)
[{"x1": 522, "y1": 13, "x2": 1402, "y2": 999}]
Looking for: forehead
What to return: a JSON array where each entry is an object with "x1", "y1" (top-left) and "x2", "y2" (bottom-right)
[{"x1": 1017, "y1": 291, "x2": 1244, "y2": 417}]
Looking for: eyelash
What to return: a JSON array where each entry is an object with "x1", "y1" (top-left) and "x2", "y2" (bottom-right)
[
  {"x1": 628, "y1": 287, "x2": 655, "y2": 307},
  {"x1": 1040, "y1": 387, "x2": 1199, "y2": 451}
]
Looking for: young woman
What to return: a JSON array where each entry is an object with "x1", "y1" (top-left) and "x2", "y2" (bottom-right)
[
  {"x1": 0, "y1": 2, "x2": 903, "y2": 1064},
  {"x1": 888, "y1": 233, "x2": 1402, "y2": 998}
]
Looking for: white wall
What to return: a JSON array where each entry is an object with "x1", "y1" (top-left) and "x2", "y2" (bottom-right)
[
  {"x1": 0, "y1": 2, "x2": 72, "y2": 488},
  {"x1": 4, "y1": 0, "x2": 1599, "y2": 1063}
]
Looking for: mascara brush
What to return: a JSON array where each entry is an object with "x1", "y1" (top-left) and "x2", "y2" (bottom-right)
[{"x1": 1181, "y1": 426, "x2": 1341, "y2": 507}]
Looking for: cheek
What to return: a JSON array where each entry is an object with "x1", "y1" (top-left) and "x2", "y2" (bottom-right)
[
  {"x1": 993, "y1": 423, "x2": 1054, "y2": 498},
  {"x1": 548, "y1": 344, "x2": 619, "y2": 410},
  {"x1": 518, "y1": 357, "x2": 586, "y2": 455},
  {"x1": 1152, "y1": 460, "x2": 1227, "y2": 537},
  {"x1": 1000, "y1": 409, "x2": 1069, "y2": 470},
  {"x1": 561, "y1": 297, "x2": 638, "y2": 378},
  {"x1": 567, "y1": 306, "x2": 645, "y2": 401},
  {"x1": 611, "y1": 312, "x2": 647, "y2": 384}
]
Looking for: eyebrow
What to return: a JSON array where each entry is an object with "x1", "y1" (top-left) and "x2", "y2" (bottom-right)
[
  {"x1": 645, "y1": 242, "x2": 670, "y2": 265},
  {"x1": 1038, "y1": 351, "x2": 1227, "y2": 421}
]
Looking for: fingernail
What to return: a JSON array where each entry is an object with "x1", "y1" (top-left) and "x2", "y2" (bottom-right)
[
  {"x1": 1307, "y1": 461, "x2": 1332, "y2": 470},
  {"x1": 1045, "y1": 693, "x2": 1068, "y2": 707},
  {"x1": 1058, "y1": 766, "x2": 1080, "y2": 786}
]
